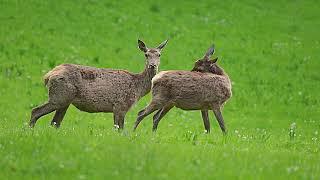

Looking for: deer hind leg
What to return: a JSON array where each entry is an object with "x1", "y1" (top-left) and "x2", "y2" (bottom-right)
[
  {"x1": 30, "y1": 102, "x2": 56, "y2": 127},
  {"x1": 152, "y1": 104, "x2": 173, "y2": 132},
  {"x1": 201, "y1": 110, "x2": 210, "y2": 133},
  {"x1": 51, "y1": 105, "x2": 69, "y2": 128},
  {"x1": 212, "y1": 107, "x2": 227, "y2": 134},
  {"x1": 133, "y1": 101, "x2": 163, "y2": 131},
  {"x1": 29, "y1": 77, "x2": 76, "y2": 128}
]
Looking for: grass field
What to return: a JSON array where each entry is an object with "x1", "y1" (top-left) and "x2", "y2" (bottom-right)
[{"x1": 1, "y1": 0, "x2": 320, "y2": 179}]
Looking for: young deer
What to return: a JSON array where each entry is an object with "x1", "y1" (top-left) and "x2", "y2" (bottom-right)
[
  {"x1": 133, "y1": 45, "x2": 231, "y2": 134},
  {"x1": 29, "y1": 39, "x2": 168, "y2": 129}
]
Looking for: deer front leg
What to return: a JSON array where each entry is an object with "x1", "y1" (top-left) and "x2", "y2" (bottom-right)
[
  {"x1": 113, "y1": 114, "x2": 119, "y2": 129},
  {"x1": 201, "y1": 110, "x2": 210, "y2": 133},
  {"x1": 113, "y1": 111, "x2": 126, "y2": 130},
  {"x1": 212, "y1": 107, "x2": 227, "y2": 134}
]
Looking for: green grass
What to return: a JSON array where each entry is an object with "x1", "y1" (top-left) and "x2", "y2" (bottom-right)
[{"x1": 0, "y1": 0, "x2": 319, "y2": 179}]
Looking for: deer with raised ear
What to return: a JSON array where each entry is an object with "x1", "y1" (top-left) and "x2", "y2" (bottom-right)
[
  {"x1": 133, "y1": 45, "x2": 231, "y2": 134},
  {"x1": 29, "y1": 39, "x2": 168, "y2": 129}
]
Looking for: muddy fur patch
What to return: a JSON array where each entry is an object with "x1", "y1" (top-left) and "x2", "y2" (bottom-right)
[{"x1": 80, "y1": 70, "x2": 97, "y2": 80}]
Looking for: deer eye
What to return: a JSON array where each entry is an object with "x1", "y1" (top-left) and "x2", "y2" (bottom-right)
[
  {"x1": 145, "y1": 54, "x2": 148, "y2": 58},
  {"x1": 158, "y1": 54, "x2": 161, "y2": 57}
]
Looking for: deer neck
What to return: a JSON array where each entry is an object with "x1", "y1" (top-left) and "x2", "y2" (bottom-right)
[{"x1": 135, "y1": 65, "x2": 158, "y2": 99}]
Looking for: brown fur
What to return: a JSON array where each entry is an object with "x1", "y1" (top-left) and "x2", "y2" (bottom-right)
[
  {"x1": 151, "y1": 71, "x2": 231, "y2": 110},
  {"x1": 192, "y1": 57, "x2": 224, "y2": 75},
  {"x1": 134, "y1": 45, "x2": 232, "y2": 134},
  {"x1": 30, "y1": 39, "x2": 168, "y2": 129}
]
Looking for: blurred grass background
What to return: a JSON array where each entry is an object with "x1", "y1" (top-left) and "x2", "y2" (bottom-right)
[{"x1": 0, "y1": 0, "x2": 319, "y2": 179}]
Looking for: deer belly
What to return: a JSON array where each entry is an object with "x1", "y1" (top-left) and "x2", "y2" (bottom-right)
[
  {"x1": 174, "y1": 100, "x2": 209, "y2": 110},
  {"x1": 72, "y1": 98, "x2": 113, "y2": 113}
]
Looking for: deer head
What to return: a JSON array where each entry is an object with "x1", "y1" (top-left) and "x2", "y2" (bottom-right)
[
  {"x1": 192, "y1": 45, "x2": 224, "y2": 75},
  {"x1": 138, "y1": 39, "x2": 168, "y2": 69}
]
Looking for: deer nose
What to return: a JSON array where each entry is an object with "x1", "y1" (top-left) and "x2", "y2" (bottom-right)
[{"x1": 148, "y1": 64, "x2": 157, "y2": 69}]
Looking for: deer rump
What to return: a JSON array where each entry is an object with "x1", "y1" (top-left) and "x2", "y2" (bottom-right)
[{"x1": 151, "y1": 71, "x2": 232, "y2": 110}]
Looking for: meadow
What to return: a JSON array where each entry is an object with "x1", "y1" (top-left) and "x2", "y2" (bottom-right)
[{"x1": 0, "y1": 0, "x2": 319, "y2": 179}]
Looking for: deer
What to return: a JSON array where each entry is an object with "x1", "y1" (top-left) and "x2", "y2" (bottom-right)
[
  {"x1": 133, "y1": 45, "x2": 231, "y2": 134},
  {"x1": 29, "y1": 39, "x2": 169, "y2": 129}
]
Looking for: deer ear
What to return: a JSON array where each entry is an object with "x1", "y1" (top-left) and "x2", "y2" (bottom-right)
[
  {"x1": 138, "y1": 39, "x2": 148, "y2": 52},
  {"x1": 157, "y1": 39, "x2": 169, "y2": 50},
  {"x1": 204, "y1": 44, "x2": 215, "y2": 60},
  {"x1": 211, "y1": 57, "x2": 218, "y2": 63}
]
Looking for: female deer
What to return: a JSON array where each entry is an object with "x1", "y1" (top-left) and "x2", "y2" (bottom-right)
[
  {"x1": 29, "y1": 39, "x2": 168, "y2": 129},
  {"x1": 133, "y1": 45, "x2": 231, "y2": 134}
]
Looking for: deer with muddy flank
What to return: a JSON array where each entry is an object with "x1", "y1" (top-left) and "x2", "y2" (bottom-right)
[{"x1": 29, "y1": 39, "x2": 168, "y2": 129}]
